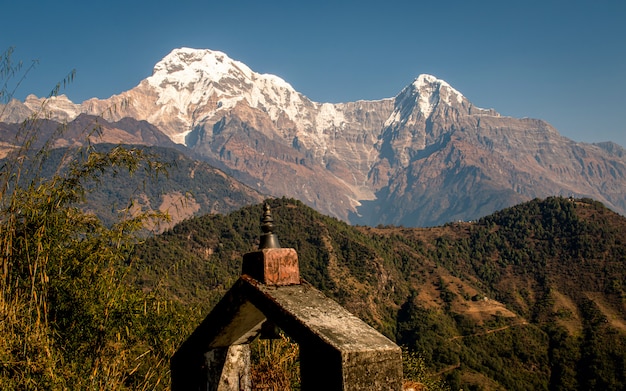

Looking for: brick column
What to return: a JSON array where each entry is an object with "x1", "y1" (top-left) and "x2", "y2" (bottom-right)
[{"x1": 242, "y1": 248, "x2": 300, "y2": 286}]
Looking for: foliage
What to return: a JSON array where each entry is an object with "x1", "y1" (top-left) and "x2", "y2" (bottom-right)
[
  {"x1": 402, "y1": 347, "x2": 451, "y2": 391},
  {"x1": 0, "y1": 48, "x2": 183, "y2": 389}
]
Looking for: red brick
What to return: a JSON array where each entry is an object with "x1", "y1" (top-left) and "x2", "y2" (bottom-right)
[{"x1": 242, "y1": 248, "x2": 300, "y2": 285}]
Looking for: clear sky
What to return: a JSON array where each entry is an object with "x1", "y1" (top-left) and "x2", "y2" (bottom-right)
[{"x1": 3, "y1": 0, "x2": 625, "y2": 147}]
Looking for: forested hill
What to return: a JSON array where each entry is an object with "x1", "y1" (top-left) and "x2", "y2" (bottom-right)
[
  {"x1": 132, "y1": 196, "x2": 626, "y2": 390},
  {"x1": 4, "y1": 144, "x2": 265, "y2": 229}
]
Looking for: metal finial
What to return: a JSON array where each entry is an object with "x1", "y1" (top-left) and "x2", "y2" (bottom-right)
[{"x1": 259, "y1": 202, "x2": 280, "y2": 249}]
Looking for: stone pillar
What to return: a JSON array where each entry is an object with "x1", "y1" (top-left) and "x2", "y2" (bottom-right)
[{"x1": 205, "y1": 344, "x2": 251, "y2": 391}]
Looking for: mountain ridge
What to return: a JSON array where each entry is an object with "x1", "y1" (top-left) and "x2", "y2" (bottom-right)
[{"x1": 1, "y1": 47, "x2": 625, "y2": 227}]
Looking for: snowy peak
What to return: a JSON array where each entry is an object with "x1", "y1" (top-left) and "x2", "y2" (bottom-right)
[
  {"x1": 411, "y1": 75, "x2": 465, "y2": 116},
  {"x1": 149, "y1": 48, "x2": 254, "y2": 90},
  {"x1": 146, "y1": 48, "x2": 254, "y2": 113},
  {"x1": 406, "y1": 74, "x2": 465, "y2": 117},
  {"x1": 146, "y1": 47, "x2": 307, "y2": 125},
  {"x1": 384, "y1": 74, "x2": 491, "y2": 130}
]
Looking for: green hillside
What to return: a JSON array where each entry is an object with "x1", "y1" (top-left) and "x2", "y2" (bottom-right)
[{"x1": 132, "y1": 196, "x2": 626, "y2": 391}]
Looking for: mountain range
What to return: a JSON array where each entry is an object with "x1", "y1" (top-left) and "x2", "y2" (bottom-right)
[{"x1": 2, "y1": 47, "x2": 625, "y2": 227}]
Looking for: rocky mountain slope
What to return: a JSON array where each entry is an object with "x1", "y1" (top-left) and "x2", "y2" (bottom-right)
[
  {"x1": 2, "y1": 47, "x2": 625, "y2": 226},
  {"x1": 0, "y1": 115, "x2": 265, "y2": 230}
]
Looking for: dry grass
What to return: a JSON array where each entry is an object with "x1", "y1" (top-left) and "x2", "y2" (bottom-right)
[{"x1": 250, "y1": 336, "x2": 300, "y2": 390}]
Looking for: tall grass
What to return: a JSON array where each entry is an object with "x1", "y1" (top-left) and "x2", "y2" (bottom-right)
[
  {"x1": 0, "y1": 47, "x2": 177, "y2": 390},
  {"x1": 250, "y1": 335, "x2": 300, "y2": 390}
]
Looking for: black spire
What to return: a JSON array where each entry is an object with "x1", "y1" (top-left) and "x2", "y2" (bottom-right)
[{"x1": 258, "y1": 202, "x2": 280, "y2": 249}]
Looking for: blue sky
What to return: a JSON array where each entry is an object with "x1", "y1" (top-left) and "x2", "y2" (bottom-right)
[{"x1": 3, "y1": 0, "x2": 625, "y2": 147}]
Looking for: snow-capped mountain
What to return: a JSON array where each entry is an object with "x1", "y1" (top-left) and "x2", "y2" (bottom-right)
[{"x1": 2, "y1": 47, "x2": 625, "y2": 226}]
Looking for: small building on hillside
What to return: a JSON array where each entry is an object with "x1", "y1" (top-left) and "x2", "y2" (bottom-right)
[{"x1": 171, "y1": 203, "x2": 403, "y2": 390}]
